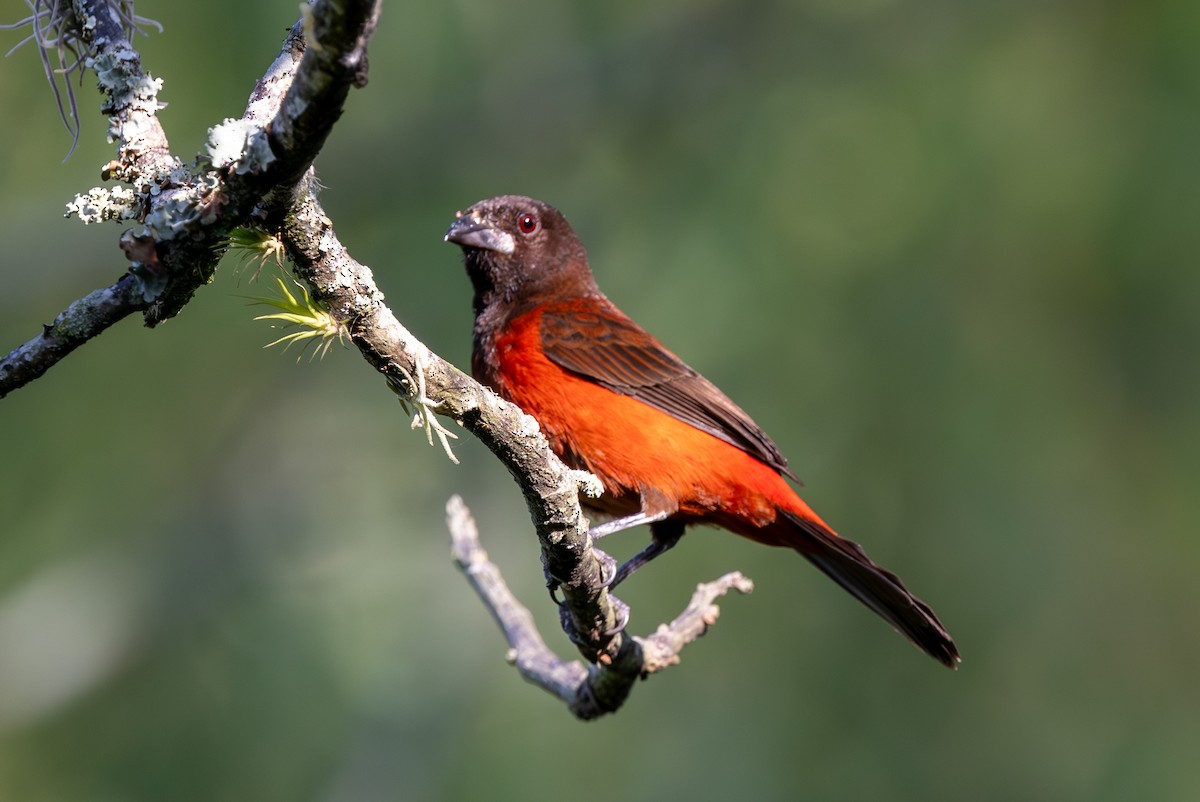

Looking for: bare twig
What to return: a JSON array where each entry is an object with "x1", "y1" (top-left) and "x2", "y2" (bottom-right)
[
  {"x1": 447, "y1": 496, "x2": 590, "y2": 707},
  {"x1": 639, "y1": 571, "x2": 756, "y2": 674}
]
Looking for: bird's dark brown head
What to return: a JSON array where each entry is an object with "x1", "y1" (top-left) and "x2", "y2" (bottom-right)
[{"x1": 444, "y1": 195, "x2": 598, "y2": 319}]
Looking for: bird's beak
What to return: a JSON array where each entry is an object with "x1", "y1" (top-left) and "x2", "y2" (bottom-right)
[{"x1": 444, "y1": 214, "x2": 515, "y2": 255}]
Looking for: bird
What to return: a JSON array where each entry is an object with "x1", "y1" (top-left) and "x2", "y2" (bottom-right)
[{"x1": 445, "y1": 195, "x2": 959, "y2": 667}]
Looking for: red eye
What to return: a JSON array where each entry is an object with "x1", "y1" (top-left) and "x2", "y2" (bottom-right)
[{"x1": 517, "y1": 213, "x2": 539, "y2": 235}]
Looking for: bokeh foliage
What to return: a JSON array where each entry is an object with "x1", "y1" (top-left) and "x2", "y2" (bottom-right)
[{"x1": 1, "y1": 0, "x2": 1198, "y2": 799}]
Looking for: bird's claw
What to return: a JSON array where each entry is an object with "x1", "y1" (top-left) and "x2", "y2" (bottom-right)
[
  {"x1": 544, "y1": 565, "x2": 568, "y2": 607},
  {"x1": 593, "y1": 547, "x2": 618, "y2": 587},
  {"x1": 603, "y1": 594, "x2": 630, "y2": 637}
]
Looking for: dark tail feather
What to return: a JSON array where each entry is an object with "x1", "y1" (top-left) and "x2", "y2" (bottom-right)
[{"x1": 778, "y1": 510, "x2": 960, "y2": 668}]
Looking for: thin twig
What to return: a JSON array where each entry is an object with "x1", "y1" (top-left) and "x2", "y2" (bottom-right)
[
  {"x1": 0, "y1": 275, "x2": 146, "y2": 398},
  {"x1": 638, "y1": 572, "x2": 756, "y2": 674},
  {"x1": 447, "y1": 496, "x2": 590, "y2": 706}
]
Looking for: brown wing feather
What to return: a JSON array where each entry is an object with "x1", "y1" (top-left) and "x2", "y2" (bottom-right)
[{"x1": 539, "y1": 299, "x2": 798, "y2": 481}]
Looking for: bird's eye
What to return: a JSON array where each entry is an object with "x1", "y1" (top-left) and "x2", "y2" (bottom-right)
[{"x1": 517, "y1": 213, "x2": 540, "y2": 235}]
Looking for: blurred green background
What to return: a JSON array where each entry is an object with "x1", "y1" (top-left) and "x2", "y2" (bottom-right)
[{"x1": 2, "y1": 0, "x2": 1198, "y2": 799}]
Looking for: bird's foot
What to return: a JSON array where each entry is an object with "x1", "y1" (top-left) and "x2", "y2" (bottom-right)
[
  {"x1": 593, "y1": 546, "x2": 618, "y2": 587},
  {"x1": 604, "y1": 594, "x2": 630, "y2": 637}
]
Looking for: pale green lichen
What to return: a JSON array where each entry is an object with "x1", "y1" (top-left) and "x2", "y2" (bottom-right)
[
  {"x1": 65, "y1": 185, "x2": 140, "y2": 224},
  {"x1": 205, "y1": 117, "x2": 276, "y2": 175},
  {"x1": 318, "y1": 229, "x2": 338, "y2": 253},
  {"x1": 85, "y1": 46, "x2": 166, "y2": 149},
  {"x1": 130, "y1": 261, "x2": 167, "y2": 302},
  {"x1": 135, "y1": 170, "x2": 233, "y2": 241},
  {"x1": 141, "y1": 186, "x2": 205, "y2": 241}
]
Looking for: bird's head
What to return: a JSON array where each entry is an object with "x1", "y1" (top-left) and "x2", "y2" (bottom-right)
[{"x1": 444, "y1": 195, "x2": 596, "y2": 311}]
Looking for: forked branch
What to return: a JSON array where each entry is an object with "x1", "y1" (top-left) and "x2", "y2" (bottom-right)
[
  {"x1": 448, "y1": 496, "x2": 753, "y2": 719},
  {"x1": 0, "y1": 0, "x2": 381, "y2": 396}
]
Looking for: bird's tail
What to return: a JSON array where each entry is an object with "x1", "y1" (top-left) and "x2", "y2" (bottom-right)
[{"x1": 772, "y1": 509, "x2": 960, "y2": 667}]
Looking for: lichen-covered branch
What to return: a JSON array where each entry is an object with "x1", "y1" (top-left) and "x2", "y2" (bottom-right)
[
  {"x1": 137, "y1": 0, "x2": 381, "y2": 326},
  {"x1": 0, "y1": 0, "x2": 382, "y2": 397},
  {"x1": 2, "y1": 0, "x2": 755, "y2": 717},
  {"x1": 267, "y1": 0, "x2": 380, "y2": 188},
  {"x1": 0, "y1": 275, "x2": 146, "y2": 397},
  {"x1": 73, "y1": 0, "x2": 175, "y2": 181}
]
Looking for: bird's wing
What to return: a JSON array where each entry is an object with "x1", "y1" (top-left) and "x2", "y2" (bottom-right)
[{"x1": 539, "y1": 299, "x2": 798, "y2": 481}]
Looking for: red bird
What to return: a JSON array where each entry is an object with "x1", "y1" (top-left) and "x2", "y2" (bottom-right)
[{"x1": 445, "y1": 195, "x2": 959, "y2": 667}]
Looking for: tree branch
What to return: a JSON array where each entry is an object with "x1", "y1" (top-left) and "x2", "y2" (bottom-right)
[
  {"x1": 0, "y1": 0, "x2": 382, "y2": 397},
  {"x1": 267, "y1": 0, "x2": 380, "y2": 188},
  {"x1": 0, "y1": 275, "x2": 146, "y2": 398},
  {"x1": 2, "y1": 0, "x2": 758, "y2": 717},
  {"x1": 73, "y1": 0, "x2": 175, "y2": 181}
]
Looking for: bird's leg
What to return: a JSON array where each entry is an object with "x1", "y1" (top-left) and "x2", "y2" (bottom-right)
[
  {"x1": 588, "y1": 484, "x2": 676, "y2": 539},
  {"x1": 588, "y1": 509, "x2": 669, "y2": 539},
  {"x1": 609, "y1": 520, "x2": 686, "y2": 589}
]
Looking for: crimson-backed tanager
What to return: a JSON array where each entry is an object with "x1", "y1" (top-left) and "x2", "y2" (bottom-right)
[{"x1": 445, "y1": 195, "x2": 959, "y2": 667}]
